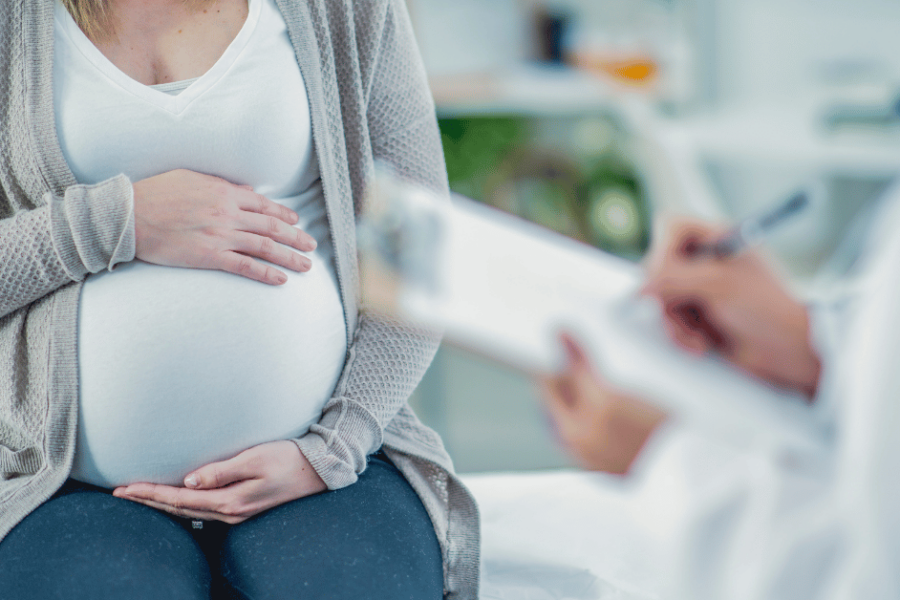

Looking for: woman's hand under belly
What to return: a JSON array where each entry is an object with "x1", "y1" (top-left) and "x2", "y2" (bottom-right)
[
  {"x1": 72, "y1": 233, "x2": 347, "y2": 489},
  {"x1": 112, "y1": 440, "x2": 328, "y2": 524}
]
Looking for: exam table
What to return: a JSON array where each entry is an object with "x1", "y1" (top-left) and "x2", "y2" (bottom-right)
[
  {"x1": 461, "y1": 428, "x2": 750, "y2": 600},
  {"x1": 462, "y1": 470, "x2": 666, "y2": 600}
]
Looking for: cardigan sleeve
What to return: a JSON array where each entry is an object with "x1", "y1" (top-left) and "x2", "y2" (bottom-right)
[
  {"x1": 0, "y1": 175, "x2": 136, "y2": 319},
  {"x1": 292, "y1": 0, "x2": 447, "y2": 488}
]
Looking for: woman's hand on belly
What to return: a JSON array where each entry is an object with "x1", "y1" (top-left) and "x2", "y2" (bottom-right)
[
  {"x1": 111, "y1": 440, "x2": 327, "y2": 524},
  {"x1": 133, "y1": 169, "x2": 318, "y2": 285}
]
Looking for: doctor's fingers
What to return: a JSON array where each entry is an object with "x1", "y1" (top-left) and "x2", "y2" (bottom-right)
[
  {"x1": 644, "y1": 218, "x2": 726, "y2": 276},
  {"x1": 661, "y1": 300, "x2": 726, "y2": 356},
  {"x1": 644, "y1": 262, "x2": 733, "y2": 353},
  {"x1": 645, "y1": 270, "x2": 718, "y2": 318},
  {"x1": 539, "y1": 377, "x2": 592, "y2": 450},
  {"x1": 541, "y1": 356, "x2": 612, "y2": 420},
  {"x1": 557, "y1": 334, "x2": 613, "y2": 407}
]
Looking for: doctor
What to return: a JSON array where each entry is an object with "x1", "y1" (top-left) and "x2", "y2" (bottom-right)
[{"x1": 540, "y1": 182, "x2": 900, "y2": 599}]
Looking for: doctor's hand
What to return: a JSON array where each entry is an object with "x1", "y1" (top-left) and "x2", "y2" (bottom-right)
[
  {"x1": 133, "y1": 169, "x2": 318, "y2": 285},
  {"x1": 642, "y1": 218, "x2": 821, "y2": 398},
  {"x1": 539, "y1": 334, "x2": 668, "y2": 475},
  {"x1": 112, "y1": 440, "x2": 327, "y2": 524}
]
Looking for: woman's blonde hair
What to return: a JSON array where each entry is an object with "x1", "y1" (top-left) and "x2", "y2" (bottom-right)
[
  {"x1": 62, "y1": 0, "x2": 215, "y2": 42},
  {"x1": 61, "y1": 0, "x2": 115, "y2": 42}
]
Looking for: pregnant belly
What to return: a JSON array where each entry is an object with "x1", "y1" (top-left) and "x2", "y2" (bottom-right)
[{"x1": 71, "y1": 249, "x2": 347, "y2": 489}]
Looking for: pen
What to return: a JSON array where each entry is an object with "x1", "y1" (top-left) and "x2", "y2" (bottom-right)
[{"x1": 692, "y1": 190, "x2": 810, "y2": 259}]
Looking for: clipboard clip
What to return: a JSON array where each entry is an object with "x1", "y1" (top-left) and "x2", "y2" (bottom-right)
[{"x1": 359, "y1": 166, "x2": 443, "y2": 296}]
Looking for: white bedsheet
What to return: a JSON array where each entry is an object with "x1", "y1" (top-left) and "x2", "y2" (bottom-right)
[{"x1": 463, "y1": 470, "x2": 667, "y2": 600}]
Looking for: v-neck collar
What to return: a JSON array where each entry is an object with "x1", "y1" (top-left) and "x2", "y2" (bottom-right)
[{"x1": 54, "y1": 0, "x2": 261, "y2": 115}]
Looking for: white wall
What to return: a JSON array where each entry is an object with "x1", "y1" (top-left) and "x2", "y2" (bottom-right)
[
  {"x1": 711, "y1": 0, "x2": 900, "y2": 106},
  {"x1": 408, "y1": 0, "x2": 529, "y2": 75}
]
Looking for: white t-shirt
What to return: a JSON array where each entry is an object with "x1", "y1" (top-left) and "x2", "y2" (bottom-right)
[{"x1": 53, "y1": 0, "x2": 348, "y2": 488}]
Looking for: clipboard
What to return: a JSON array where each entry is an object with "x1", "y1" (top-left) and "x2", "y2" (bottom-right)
[{"x1": 359, "y1": 170, "x2": 828, "y2": 452}]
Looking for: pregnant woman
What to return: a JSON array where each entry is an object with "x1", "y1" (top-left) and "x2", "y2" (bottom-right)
[{"x1": 0, "y1": 0, "x2": 478, "y2": 598}]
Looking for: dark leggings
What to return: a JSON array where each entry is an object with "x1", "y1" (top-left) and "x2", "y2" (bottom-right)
[{"x1": 0, "y1": 453, "x2": 443, "y2": 600}]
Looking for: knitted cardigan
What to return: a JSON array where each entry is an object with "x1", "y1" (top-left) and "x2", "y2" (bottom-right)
[{"x1": 0, "y1": 0, "x2": 479, "y2": 597}]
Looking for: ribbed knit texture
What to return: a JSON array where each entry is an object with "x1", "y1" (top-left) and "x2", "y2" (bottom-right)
[{"x1": 0, "y1": 1, "x2": 479, "y2": 598}]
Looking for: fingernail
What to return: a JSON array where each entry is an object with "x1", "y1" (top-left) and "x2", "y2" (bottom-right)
[
  {"x1": 185, "y1": 474, "x2": 200, "y2": 488},
  {"x1": 276, "y1": 274, "x2": 288, "y2": 284}
]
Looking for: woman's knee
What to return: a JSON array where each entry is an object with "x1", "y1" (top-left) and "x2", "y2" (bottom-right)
[
  {"x1": 221, "y1": 456, "x2": 443, "y2": 599},
  {"x1": 0, "y1": 490, "x2": 211, "y2": 600}
]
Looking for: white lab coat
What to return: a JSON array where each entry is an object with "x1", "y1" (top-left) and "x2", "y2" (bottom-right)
[{"x1": 633, "y1": 180, "x2": 900, "y2": 600}]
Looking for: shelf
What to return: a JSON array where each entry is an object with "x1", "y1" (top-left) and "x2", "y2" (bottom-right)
[
  {"x1": 647, "y1": 103, "x2": 900, "y2": 177},
  {"x1": 430, "y1": 63, "x2": 652, "y2": 118}
]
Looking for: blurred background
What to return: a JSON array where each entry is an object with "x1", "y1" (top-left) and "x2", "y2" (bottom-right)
[{"x1": 403, "y1": 0, "x2": 900, "y2": 473}]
